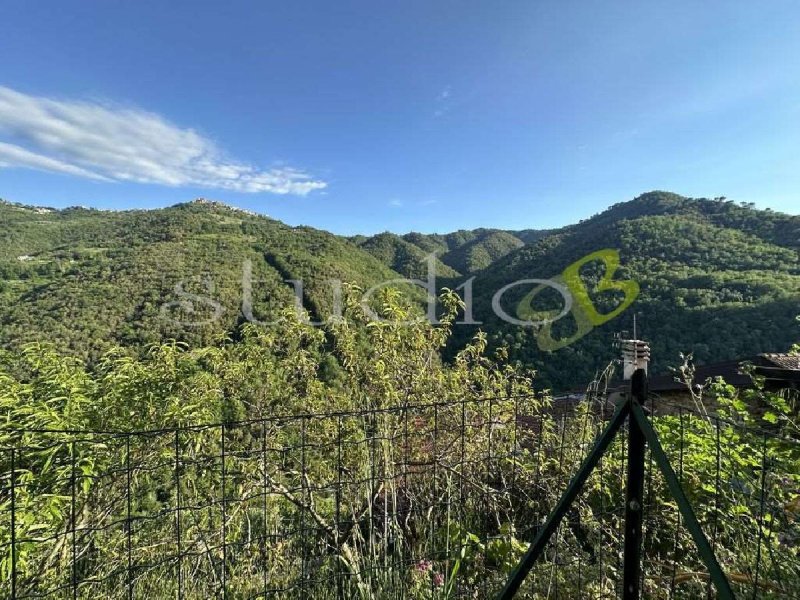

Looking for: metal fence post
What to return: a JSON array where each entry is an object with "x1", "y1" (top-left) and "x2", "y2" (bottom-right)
[
  {"x1": 70, "y1": 440, "x2": 78, "y2": 600},
  {"x1": 174, "y1": 429, "x2": 183, "y2": 600},
  {"x1": 10, "y1": 447, "x2": 17, "y2": 600},
  {"x1": 630, "y1": 402, "x2": 735, "y2": 599},
  {"x1": 497, "y1": 398, "x2": 630, "y2": 599},
  {"x1": 125, "y1": 435, "x2": 133, "y2": 600},
  {"x1": 623, "y1": 368, "x2": 648, "y2": 599},
  {"x1": 220, "y1": 422, "x2": 227, "y2": 599}
]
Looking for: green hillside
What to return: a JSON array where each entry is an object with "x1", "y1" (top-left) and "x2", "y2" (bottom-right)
[
  {"x1": 0, "y1": 198, "x2": 403, "y2": 361},
  {"x1": 440, "y1": 229, "x2": 525, "y2": 274},
  {"x1": 351, "y1": 232, "x2": 459, "y2": 278},
  {"x1": 2, "y1": 192, "x2": 798, "y2": 389},
  {"x1": 458, "y1": 192, "x2": 800, "y2": 388},
  {"x1": 359, "y1": 228, "x2": 545, "y2": 276}
]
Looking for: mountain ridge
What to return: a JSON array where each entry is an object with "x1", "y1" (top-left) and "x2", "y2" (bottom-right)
[
  {"x1": 455, "y1": 191, "x2": 799, "y2": 387},
  {"x1": 2, "y1": 191, "x2": 798, "y2": 388}
]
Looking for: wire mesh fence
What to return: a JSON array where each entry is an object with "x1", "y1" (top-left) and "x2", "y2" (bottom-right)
[
  {"x1": 0, "y1": 391, "x2": 798, "y2": 599},
  {"x1": 636, "y1": 396, "x2": 800, "y2": 599}
]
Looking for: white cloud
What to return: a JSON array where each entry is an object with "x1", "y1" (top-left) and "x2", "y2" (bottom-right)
[
  {"x1": 0, "y1": 141, "x2": 110, "y2": 181},
  {"x1": 0, "y1": 86, "x2": 327, "y2": 195},
  {"x1": 388, "y1": 199, "x2": 403, "y2": 207}
]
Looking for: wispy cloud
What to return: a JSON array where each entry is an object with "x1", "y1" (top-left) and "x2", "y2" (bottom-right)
[
  {"x1": 0, "y1": 86, "x2": 327, "y2": 195},
  {"x1": 388, "y1": 199, "x2": 403, "y2": 208}
]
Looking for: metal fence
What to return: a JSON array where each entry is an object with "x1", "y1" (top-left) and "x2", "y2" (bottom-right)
[{"x1": 1, "y1": 391, "x2": 798, "y2": 599}]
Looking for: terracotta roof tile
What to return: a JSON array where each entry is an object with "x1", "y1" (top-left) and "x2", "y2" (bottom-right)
[{"x1": 759, "y1": 353, "x2": 800, "y2": 371}]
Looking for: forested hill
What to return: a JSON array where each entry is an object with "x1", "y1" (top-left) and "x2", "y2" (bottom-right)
[
  {"x1": 459, "y1": 191, "x2": 800, "y2": 388},
  {"x1": 353, "y1": 227, "x2": 550, "y2": 277},
  {"x1": 1, "y1": 192, "x2": 798, "y2": 389},
  {"x1": 0, "y1": 198, "x2": 403, "y2": 361}
]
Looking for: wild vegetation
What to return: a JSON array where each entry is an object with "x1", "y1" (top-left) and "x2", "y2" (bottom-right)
[
  {"x1": 2, "y1": 192, "x2": 798, "y2": 390},
  {"x1": 459, "y1": 192, "x2": 800, "y2": 388},
  {"x1": 1, "y1": 191, "x2": 798, "y2": 596},
  {"x1": 0, "y1": 289, "x2": 797, "y2": 597},
  {"x1": 0, "y1": 199, "x2": 401, "y2": 361},
  {"x1": 353, "y1": 229, "x2": 542, "y2": 277}
]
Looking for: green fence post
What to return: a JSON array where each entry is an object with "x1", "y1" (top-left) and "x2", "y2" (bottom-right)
[
  {"x1": 630, "y1": 401, "x2": 736, "y2": 599},
  {"x1": 623, "y1": 369, "x2": 648, "y2": 599},
  {"x1": 497, "y1": 397, "x2": 630, "y2": 599}
]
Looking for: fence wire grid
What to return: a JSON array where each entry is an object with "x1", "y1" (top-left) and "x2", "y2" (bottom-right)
[{"x1": 1, "y1": 391, "x2": 798, "y2": 599}]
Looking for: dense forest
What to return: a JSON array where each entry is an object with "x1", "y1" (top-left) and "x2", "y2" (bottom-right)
[
  {"x1": 1, "y1": 191, "x2": 799, "y2": 597},
  {"x1": 0, "y1": 288, "x2": 797, "y2": 597},
  {"x1": 458, "y1": 192, "x2": 800, "y2": 387},
  {"x1": 1, "y1": 191, "x2": 798, "y2": 388},
  {"x1": 351, "y1": 228, "x2": 549, "y2": 277},
  {"x1": 0, "y1": 199, "x2": 403, "y2": 362}
]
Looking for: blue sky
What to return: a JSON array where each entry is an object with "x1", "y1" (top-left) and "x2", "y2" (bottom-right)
[{"x1": 1, "y1": 1, "x2": 799, "y2": 234}]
